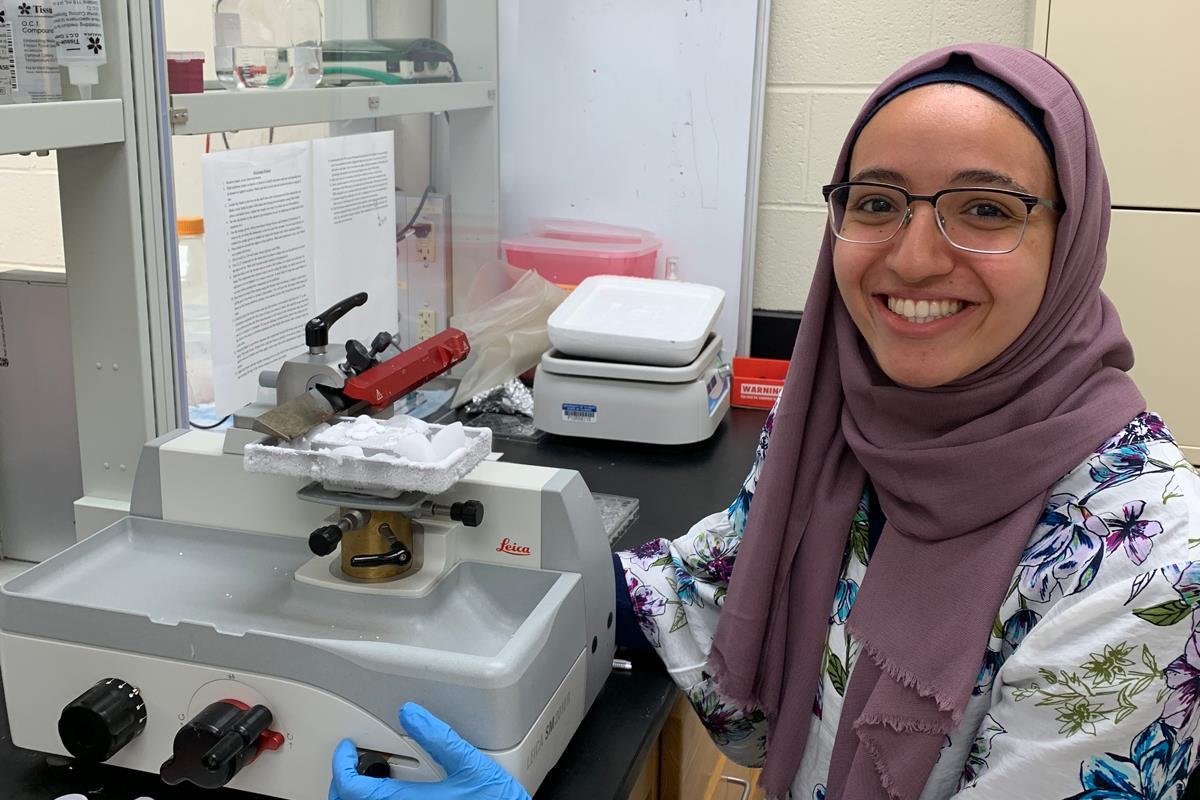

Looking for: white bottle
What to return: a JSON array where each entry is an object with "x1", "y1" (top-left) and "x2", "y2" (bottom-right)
[
  {"x1": 52, "y1": 0, "x2": 105, "y2": 99},
  {"x1": 2, "y1": 0, "x2": 62, "y2": 103},
  {"x1": 0, "y1": 21, "x2": 13, "y2": 105},
  {"x1": 212, "y1": 0, "x2": 323, "y2": 91}
]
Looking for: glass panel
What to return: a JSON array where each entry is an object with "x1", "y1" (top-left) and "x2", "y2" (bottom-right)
[{"x1": 158, "y1": 1, "x2": 496, "y2": 427}]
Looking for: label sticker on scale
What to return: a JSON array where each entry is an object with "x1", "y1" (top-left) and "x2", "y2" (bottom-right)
[
  {"x1": 561, "y1": 403, "x2": 598, "y2": 424},
  {"x1": 706, "y1": 368, "x2": 730, "y2": 414}
]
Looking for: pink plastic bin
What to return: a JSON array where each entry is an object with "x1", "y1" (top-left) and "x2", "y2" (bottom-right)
[{"x1": 502, "y1": 218, "x2": 660, "y2": 286}]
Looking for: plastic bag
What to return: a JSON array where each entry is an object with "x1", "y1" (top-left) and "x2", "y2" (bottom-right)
[{"x1": 450, "y1": 262, "x2": 567, "y2": 407}]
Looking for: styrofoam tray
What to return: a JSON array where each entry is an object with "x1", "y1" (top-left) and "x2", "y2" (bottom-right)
[
  {"x1": 547, "y1": 275, "x2": 725, "y2": 367},
  {"x1": 244, "y1": 420, "x2": 492, "y2": 497}
]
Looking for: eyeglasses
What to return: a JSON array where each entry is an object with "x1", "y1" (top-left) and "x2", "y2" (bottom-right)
[{"x1": 821, "y1": 181, "x2": 1065, "y2": 254}]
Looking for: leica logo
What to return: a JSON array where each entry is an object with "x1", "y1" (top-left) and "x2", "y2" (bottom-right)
[{"x1": 496, "y1": 537, "x2": 531, "y2": 556}]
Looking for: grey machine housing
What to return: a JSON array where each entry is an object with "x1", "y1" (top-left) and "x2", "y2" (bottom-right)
[{"x1": 0, "y1": 430, "x2": 617, "y2": 779}]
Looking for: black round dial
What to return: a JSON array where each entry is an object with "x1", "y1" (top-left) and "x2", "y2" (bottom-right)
[
  {"x1": 58, "y1": 678, "x2": 147, "y2": 762},
  {"x1": 451, "y1": 500, "x2": 484, "y2": 528},
  {"x1": 357, "y1": 749, "x2": 391, "y2": 778}
]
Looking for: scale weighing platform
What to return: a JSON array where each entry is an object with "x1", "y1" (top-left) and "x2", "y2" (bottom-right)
[
  {"x1": 534, "y1": 333, "x2": 730, "y2": 445},
  {"x1": 532, "y1": 276, "x2": 731, "y2": 445}
]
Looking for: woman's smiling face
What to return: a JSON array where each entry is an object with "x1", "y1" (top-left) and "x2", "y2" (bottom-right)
[{"x1": 833, "y1": 84, "x2": 1060, "y2": 388}]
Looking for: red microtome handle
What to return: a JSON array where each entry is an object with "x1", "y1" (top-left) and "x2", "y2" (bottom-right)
[{"x1": 343, "y1": 328, "x2": 472, "y2": 407}]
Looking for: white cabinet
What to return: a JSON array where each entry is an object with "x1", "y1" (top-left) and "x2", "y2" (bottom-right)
[
  {"x1": 1043, "y1": 0, "x2": 1200, "y2": 463},
  {"x1": 1102, "y1": 211, "x2": 1200, "y2": 464},
  {"x1": 1044, "y1": 0, "x2": 1200, "y2": 209}
]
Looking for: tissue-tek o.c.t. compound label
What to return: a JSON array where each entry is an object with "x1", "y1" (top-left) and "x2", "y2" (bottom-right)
[
  {"x1": 1, "y1": 17, "x2": 15, "y2": 100},
  {"x1": 5, "y1": 1, "x2": 62, "y2": 103},
  {"x1": 561, "y1": 403, "x2": 597, "y2": 424}
]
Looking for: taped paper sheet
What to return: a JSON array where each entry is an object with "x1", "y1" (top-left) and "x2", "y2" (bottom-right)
[
  {"x1": 203, "y1": 141, "x2": 314, "y2": 417},
  {"x1": 202, "y1": 133, "x2": 397, "y2": 417}
]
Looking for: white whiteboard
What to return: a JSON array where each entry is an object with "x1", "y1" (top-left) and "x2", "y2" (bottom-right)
[{"x1": 498, "y1": 1, "x2": 761, "y2": 353}]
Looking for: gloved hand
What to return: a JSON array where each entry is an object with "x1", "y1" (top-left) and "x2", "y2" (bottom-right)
[{"x1": 328, "y1": 703, "x2": 531, "y2": 800}]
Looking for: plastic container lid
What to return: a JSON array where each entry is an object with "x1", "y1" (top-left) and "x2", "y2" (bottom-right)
[
  {"x1": 502, "y1": 235, "x2": 659, "y2": 259},
  {"x1": 547, "y1": 275, "x2": 725, "y2": 367},
  {"x1": 177, "y1": 217, "x2": 205, "y2": 236},
  {"x1": 502, "y1": 218, "x2": 660, "y2": 259},
  {"x1": 167, "y1": 51, "x2": 206, "y2": 62},
  {"x1": 532, "y1": 217, "x2": 652, "y2": 245}
]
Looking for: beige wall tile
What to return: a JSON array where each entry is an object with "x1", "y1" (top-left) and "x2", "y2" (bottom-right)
[
  {"x1": 770, "y1": 0, "x2": 936, "y2": 85},
  {"x1": 931, "y1": 0, "x2": 1033, "y2": 48},
  {"x1": 753, "y1": 206, "x2": 826, "y2": 310},
  {"x1": 758, "y1": 90, "x2": 811, "y2": 205},
  {"x1": 802, "y1": 90, "x2": 873, "y2": 203},
  {"x1": 754, "y1": 0, "x2": 1035, "y2": 314}
]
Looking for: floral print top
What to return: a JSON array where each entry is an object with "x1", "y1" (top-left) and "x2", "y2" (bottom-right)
[{"x1": 617, "y1": 404, "x2": 1200, "y2": 799}]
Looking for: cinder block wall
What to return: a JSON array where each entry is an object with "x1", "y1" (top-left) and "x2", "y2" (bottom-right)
[
  {"x1": 753, "y1": 0, "x2": 1036, "y2": 312},
  {"x1": 0, "y1": 153, "x2": 65, "y2": 272}
]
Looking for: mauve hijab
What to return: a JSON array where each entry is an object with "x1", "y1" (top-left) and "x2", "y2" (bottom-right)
[{"x1": 708, "y1": 43, "x2": 1145, "y2": 799}]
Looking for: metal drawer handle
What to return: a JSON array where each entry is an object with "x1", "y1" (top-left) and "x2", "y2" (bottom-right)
[{"x1": 720, "y1": 775, "x2": 751, "y2": 800}]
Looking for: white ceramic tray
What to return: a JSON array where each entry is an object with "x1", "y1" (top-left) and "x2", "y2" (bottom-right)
[{"x1": 547, "y1": 275, "x2": 725, "y2": 367}]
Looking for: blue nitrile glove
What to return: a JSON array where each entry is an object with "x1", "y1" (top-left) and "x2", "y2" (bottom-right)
[{"x1": 328, "y1": 703, "x2": 531, "y2": 800}]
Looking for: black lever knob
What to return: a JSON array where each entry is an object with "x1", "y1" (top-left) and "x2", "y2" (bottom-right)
[
  {"x1": 450, "y1": 501, "x2": 485, "y2": 528},
  {"x1": 309, "y1": 525, "x2": 343, "y2": 556},
  {"x1": 201, "y1": 704, "x2": 273, "y2": 771},
  {"x1": 160, "y1": 701, "x2": 279, "y2": 789},
  {"x1": 306, "y1": 292, "x2": 368, "y2": 349},
  {"x1": 350, "y1": 543, "x2": 412, "y2": 569},
  {"x1": 344, "y1": 339, "x2": 375, "y2": 375}
]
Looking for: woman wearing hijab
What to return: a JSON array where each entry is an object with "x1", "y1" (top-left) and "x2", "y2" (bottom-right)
[
  {"x1": 621, "y1": 42, "x2": 1200, "y2": 799},
  {"x1": 328, "y1": 42, "x2": 1200, "y2": 800}
]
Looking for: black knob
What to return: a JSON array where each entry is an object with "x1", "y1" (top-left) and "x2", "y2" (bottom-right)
[
  {"x1": 202, "y1": 705, "x2": 273, "y2": 770},
  {"x1": 160, "y1": 701, "x2": 277, "y2": 789},
  {"x1": 368, "y1": 331, "x2": 394, "y2": 358},
  {"x1": 58, "y1": 678, "x2": 147, "y2": 762},
  {"x1": 451, "y1": 501, "x2": 484, "y2": 528},
  {"x1": 344, "y1": 339, "x2": 375, "y2": 375},
  {"x1": 357, "y1": 750, "x2": 391, "y2": 778},
  {"x1": 309, "y1": 524, "x2": 343, "y2": 556}
]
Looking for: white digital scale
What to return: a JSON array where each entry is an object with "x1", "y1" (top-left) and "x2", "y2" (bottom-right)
[{"x1": 532, "y1": 276, "x2": 731, "y2": 445}]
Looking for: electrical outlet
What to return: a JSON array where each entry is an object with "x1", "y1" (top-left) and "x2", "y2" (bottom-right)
[
  {"x1": 398, "y1": 192, "x2": 449, "y2": 351},
  {"x1": 417, "y1": 308, "x2": 436, "y2": 342},
  {"x1": 416, "y1": 230, "x2": 435, "y2": 262}
]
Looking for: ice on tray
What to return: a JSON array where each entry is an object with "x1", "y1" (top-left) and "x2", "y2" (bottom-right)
[
  {"x1": 312, "y1": 415, "x2": 461, "y2": 464},
  {"x1": 243, "y1": 415, "x2": 492, "y2": 497}
]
